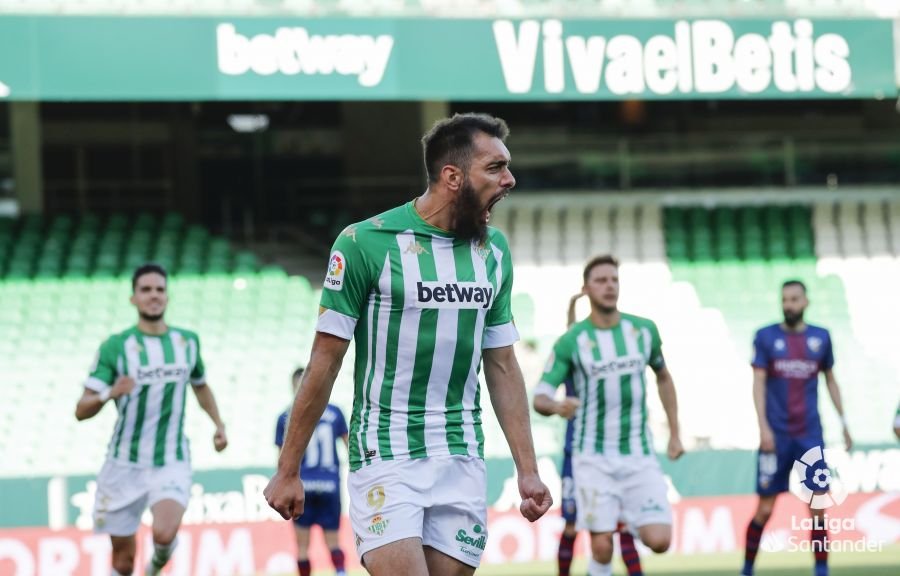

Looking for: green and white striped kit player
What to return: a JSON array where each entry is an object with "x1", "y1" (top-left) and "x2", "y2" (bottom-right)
[
  {"x1": 85, "y1": 327, "x2": 205, "y2": 467},
  {"x1": 536, "y1": 313, "x2": 672, "y2": 533},
  {"x1": 316, "y1": 201, "x2": 518, "y2": 471},
  {"x1": 536, "y1": 314, "x2": 664, "y2": 457}
]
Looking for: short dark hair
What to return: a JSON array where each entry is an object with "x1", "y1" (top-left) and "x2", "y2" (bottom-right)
[
  {"x1": 132, "y1": 263, "x2": 168, "y2": 292},
  {"x1": 583, "y1": 255, "x2": 619, "y2": 283},
  {"x1": 422, "y1": 113, "x2": 510, "y2": 183},
  {"x1": 292, "y1": 367, "x2": 305, "y2": 381},
  {"x1": 782, "y1": 279, "x2": 807, "y2": 293}
]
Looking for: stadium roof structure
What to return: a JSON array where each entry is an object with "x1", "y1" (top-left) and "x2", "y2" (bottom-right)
[{"x1": 0, "y1": 0, "x2": 899, "y2": 19}]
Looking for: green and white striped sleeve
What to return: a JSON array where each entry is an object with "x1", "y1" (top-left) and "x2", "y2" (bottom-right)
[
  {"x1": 317, "y1": 226, "x2": 374, "y2": 340},
  {"x1": 85, "y1": 336, "x2": 119, "y2": 392}
]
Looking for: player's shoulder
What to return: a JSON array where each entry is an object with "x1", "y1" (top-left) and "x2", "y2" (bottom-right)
[
  {"x1": 804, "y1": 323, "x2": 830, "y2": 335},
  {"x1": 558, "y1": 318, "x2": 591, "y2": 343},
  {"x1": 169, "y1": 326, "x2": 201, "y2": 342},
  {"x1": 620, "y1": 312, "x2": 658, "y2": 330},
  {"x1": 486, "y1": 226, "x2": 510, "y2": 250},
  {"x1": 804, "y1": 324, "x2": 832, "y2": 340},
  {"x1": 333, "y1": 205, "x2": 408, "y2": 252},
  {"x1": 754, "y1": 323, "x2": 782, "y2": 339},
  {"x1": 101, "y1": 326, "x2": 138, "y2": 348}
]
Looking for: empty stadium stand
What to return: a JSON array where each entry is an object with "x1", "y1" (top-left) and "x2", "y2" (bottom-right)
[
  {"x1": 499, "y1": 191, "x2": 900, "y2": 454},
  {"x1": 0, "y1": 213, "x2": 322, "y2": 476},
  {"x1": 2, "y1": 194, "x2": 899, "y2": 476}
]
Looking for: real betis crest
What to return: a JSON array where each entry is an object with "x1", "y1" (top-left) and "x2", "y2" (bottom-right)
[
  {"x1": 367, "y1": 514, "x2": 390, "y2": 536},
  {"x1": 474, "y1": 242, "x2": 491, "y2": 261}
]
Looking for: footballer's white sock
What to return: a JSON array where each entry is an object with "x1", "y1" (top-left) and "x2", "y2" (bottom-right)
[
  {"x1": 148, "y1": 538, "x2": 177, "y2": 573},
  {"x1": 587, "y1": 557, "x2": 613, "y2": 576}
]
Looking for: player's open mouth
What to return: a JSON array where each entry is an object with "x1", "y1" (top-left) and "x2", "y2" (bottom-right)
[{"x1": 484, "y1": 191, "x2": 509, "y2": 223}]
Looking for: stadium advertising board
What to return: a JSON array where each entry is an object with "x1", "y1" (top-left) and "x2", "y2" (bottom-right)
[
  {"x1": 1, "y1": 446, "x2": 897, "y2": 528},
  {"x1": 0, "y1": 17, "x2": 894, "y2": 100},
  {"x1": 0, "y1": 446, "x2": 897, "y2": 573},
  {"x1": 1, "y1": 494, "x2": 897, "y2": 574}
]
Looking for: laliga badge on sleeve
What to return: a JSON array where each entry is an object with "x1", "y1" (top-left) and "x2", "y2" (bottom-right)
[{"x1": 324, "y1": 251, "x2": 346, "y2": 291}]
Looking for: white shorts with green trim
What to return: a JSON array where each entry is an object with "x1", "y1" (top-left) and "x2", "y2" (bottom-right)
[
  {"x1": 573, "y1": 453, "x2": 671, "y2": 533},
  {"x1": 93, "y1": 459, "x2": 192, "y2": 536},
  {"x1": 348, "y1": 455, "x2": 488, "y2": 568}
]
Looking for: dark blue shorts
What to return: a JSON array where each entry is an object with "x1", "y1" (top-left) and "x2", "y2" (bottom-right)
[
  {"x1": 756, "y1": 435, "x2": 828, "y2": 496},
  {"x1": 560, "y1": 451, "x2": 577, "y2": 524},
  {"x1": 295, "y1": 482, "x2": 342, "y2": 530}
]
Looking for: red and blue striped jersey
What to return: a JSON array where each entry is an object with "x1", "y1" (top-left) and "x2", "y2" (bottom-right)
[{"x1": 752, "y1": 323, "x2": 834, "y2": 438}]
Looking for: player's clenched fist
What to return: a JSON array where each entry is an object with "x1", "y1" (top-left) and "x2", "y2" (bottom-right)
[
  {"x1": 213, "y1": 426, "x2": 228, "y2": 452},
  {"x1": 264, "y1": 470, "x2": 306, "y2": 520},
  {"x1": 556, "y1": 397, "x2": 581, "y2": 420},
  {"x1": 518, "y1": 473, "x2": 553, "y2": 522},
  {"x1": 110, "y1": 376, "x2": 135, "y2": 399}
]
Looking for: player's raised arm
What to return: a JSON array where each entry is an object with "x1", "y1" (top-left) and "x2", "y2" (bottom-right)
[
  {"x1": 533, "y1": 337, "x2": 579, "y2": 418},
  {"x1": 483, "y1": 344, "x2": 553, "y2": 522},
  {"x1": 75, "y1": 375, "x2": 135, "y2": 421},
  {"x1": 265, "y1": 331, "x2": 350, "y2": 520},
  {"x1": 75, "y1": 338, "x2": 134, "y2": 421}
]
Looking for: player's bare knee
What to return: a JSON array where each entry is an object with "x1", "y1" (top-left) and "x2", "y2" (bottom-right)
[
  {"x1": 152, "y1": 526, "x2": 178, "y2": 546},
  {"x1": 645, "y1": 536, "x2": 671, "y2": 554},
  {"x1": 112, "y1": 553, "x2": 135, "y2": 575},
  {"x1": 590, "y1": 533, "x2": 614, "y2": 563},
  {"x1": 638, "y1": 525, "x2": 671, "y2": 553}
]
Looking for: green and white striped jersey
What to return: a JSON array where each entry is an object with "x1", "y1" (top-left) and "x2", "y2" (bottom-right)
[
  {"x1": 317, "y1": 201, "x2": 518, "y2": 471},
  {"x1": 85, "y1": 326, "x2": 205, "y2": 467},
  {"x1": 536, "y1": 314, "x2": 664, "y2": 457}
]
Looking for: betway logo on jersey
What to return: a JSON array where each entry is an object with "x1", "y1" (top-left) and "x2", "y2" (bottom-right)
[
  {"x1": 773, "y1": 358, "x2": 819, "y2": 379},
  {"x1": 136, "y1": 365, "x2": 190, "y2": 384},
  {"x1": 494, "y1": 19, "x2": 852, "y2": 96},
  {"x1": 415, "y1": 281, "x2": 494, "y2": 310},
  {"x1": 589, "y1": 356, "x2": 645, "y2": 378}
]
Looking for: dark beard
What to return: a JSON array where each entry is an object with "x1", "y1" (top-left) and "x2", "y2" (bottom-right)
[
  {"x1": 139, "y1": 311, "x2": 165, "y2": 322},
  {"x1": 783, "y1": 311, "x2": 803, "y2": 327},
  {"x1": 453, "y1": 178, "x2": 488, "y2": 245}
]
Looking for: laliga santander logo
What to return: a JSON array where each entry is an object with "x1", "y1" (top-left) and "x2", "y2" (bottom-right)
[
  {"x1": 329, "y1": 254, "x2": 343, "y2": 276},
  {"x1": 323, "y1": 251, "x2": 346, "y2": 290},
  {"x1": 789, "y1": 446, "x2": 848, "y2": 509}
]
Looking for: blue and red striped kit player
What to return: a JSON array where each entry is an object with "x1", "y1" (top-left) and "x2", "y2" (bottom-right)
[{"x1": 742, "y1": 280, "x2": 853, "y2": 576}]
